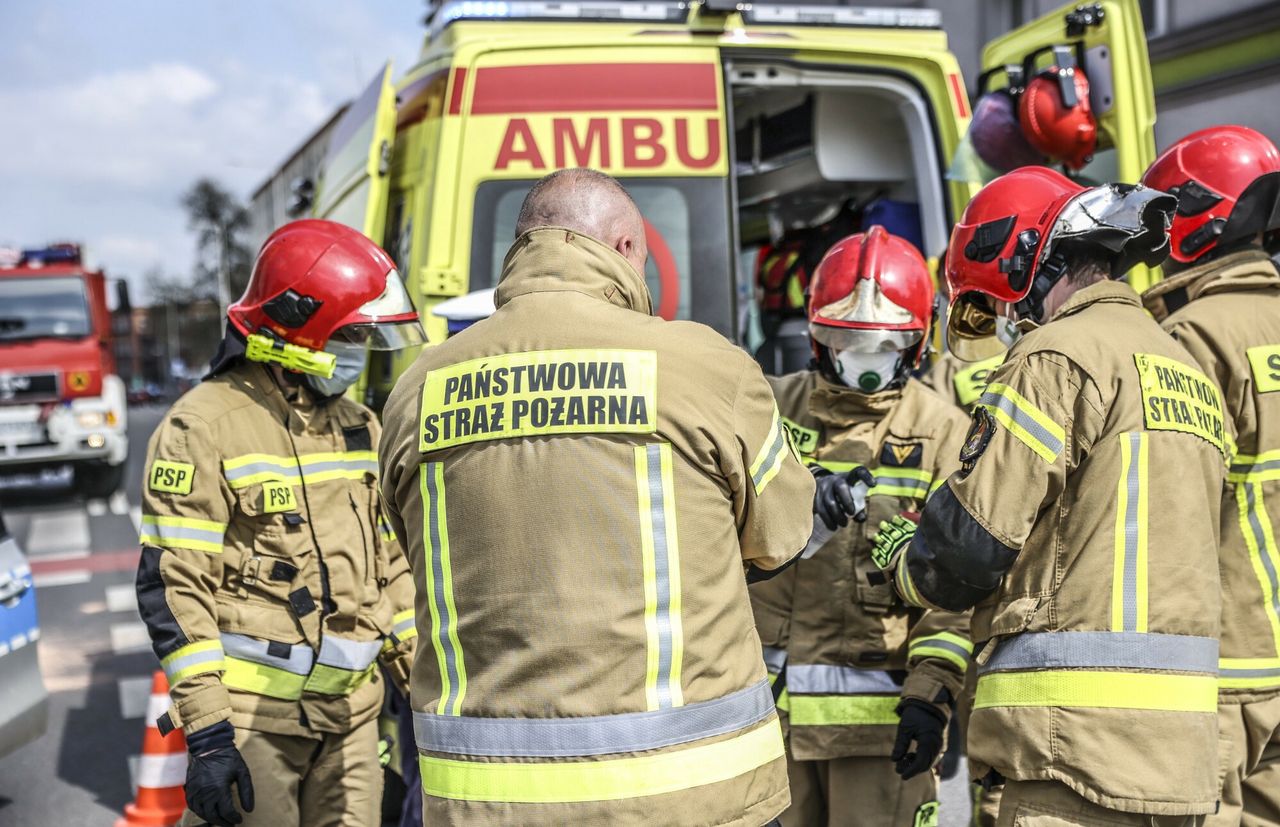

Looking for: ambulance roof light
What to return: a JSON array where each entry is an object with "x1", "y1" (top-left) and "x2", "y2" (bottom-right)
[
  {"x1": 430, "y1": 1, "x2": 687, "y2": 35},
  {"x1": 742, "y1": 5, "x2": 941, "y2": 29}
]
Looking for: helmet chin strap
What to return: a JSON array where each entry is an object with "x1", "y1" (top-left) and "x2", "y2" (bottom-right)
[{"x1": 1013, "y1": 252, "x2": 1069, "y2": 324}]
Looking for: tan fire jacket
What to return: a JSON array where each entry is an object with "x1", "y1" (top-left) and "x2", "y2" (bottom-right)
[
  {"x1": 750, "y1": 372, "x2": 972, "y2": 761},
  {"x1": 380, "y1": 227, "x2": 815, "y2": 827},
  {"x1": 1144, "y1": 249, "x2": 1280, "y2": 702},
  {"x1": 137, "y1": 362, "x2": 415, "y2": 739},
  {"x1": 921, "y1": 350, "x2": 1004, "y2": 411},
  {"x1": 895, "y1": 281, "x2": 1226, "y2": 815}
]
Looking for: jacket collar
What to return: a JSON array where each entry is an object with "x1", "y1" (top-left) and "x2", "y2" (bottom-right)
[
  {"x1": 1141, "y1": 249, "x2": 1280, "y2": 323},
  {"x1": 809, "y1": 373, "x2": 904, "y2": 427},
  {"x1": 1049, "y1": 279, "x2": 1142, "y2": 323},
  {"x1": 494, "y1": 227, "x2": 653, "y2": 315}
]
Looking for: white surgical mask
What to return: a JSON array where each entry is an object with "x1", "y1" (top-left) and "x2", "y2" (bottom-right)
[
  {"x1": 995, "y1": 314, "x2": 1025, "y2": 349},
  {"x1": 306, "y1": 339, "x2": 368, "y2": 398},
  {"x1": 833, "y1": 349, "x2": 901, "y2": 393}
]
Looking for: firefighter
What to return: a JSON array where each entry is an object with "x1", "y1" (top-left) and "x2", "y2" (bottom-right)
[
  {"x1": 750, "y1": 226, "x2": 972, "y2": 827},
  {"x1": 1139, "y1": 125, "x2": 1280, "y2": 827},
  {"x1": 135, "y1": 220, "x2": 423, "y2": 827},
  {"x1": 378, "y1": 168, "x2": 857, "y2": 826},
  {"x1": 873, "y1": 167, "x2": 1226, "y2": 826}
]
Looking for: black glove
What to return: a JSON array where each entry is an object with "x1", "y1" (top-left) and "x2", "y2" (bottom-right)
[
  {"x1": 185, "y1": 720, "x2": 255, "y2": 827},
  {"x1": 891, "y1": 699, "x2": 947, "y2": 780},
  {"x1": 811, "y1": 464, "x2": 875, "y2": 530}
]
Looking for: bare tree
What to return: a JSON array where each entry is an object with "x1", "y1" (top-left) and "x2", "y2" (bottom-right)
[{"x1": 182, "y1": 178, "x2": 253, "y2": 316}]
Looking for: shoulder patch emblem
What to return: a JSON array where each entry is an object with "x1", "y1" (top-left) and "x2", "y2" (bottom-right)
[
  {"x1": 149, "y1": 460, "x2": 195, "y2": 495},
  {"x1": 880, "y1": 441, "x2": 923, "y2": 468},
  {"x1": 262, "y1": 481, "x2": 297, "y2": 514},
  {"x1": 959, "y1": 407, "x2": 995, "y2": 474},
  {"x1": 781, "y1": 416, "x2": 819, "y2": 455}
]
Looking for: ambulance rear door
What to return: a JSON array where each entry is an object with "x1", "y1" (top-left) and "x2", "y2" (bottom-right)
[
  {"x1": 313, "y1": 62, "x2": 398, "y2": 243},
  {"x1": 450, "y1": 46, "x2": 733, "y2": 336},
  {"x1": 980, "y1": 0, "x2": 1159, "y2": 287}
]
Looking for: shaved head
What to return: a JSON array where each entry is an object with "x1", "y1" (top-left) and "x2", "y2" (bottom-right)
[{"x1": 515, "y1": 168, "x2": 649, "y2": 274}]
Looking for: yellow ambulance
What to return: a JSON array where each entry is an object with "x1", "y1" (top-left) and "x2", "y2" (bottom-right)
[{"x1": 312, "y1": 0, "x2": 1159, "y2": 405}]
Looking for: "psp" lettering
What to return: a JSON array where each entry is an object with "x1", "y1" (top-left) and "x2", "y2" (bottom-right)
[{"x1": 149, "y1": 460, "x2": 195, "y2": 496}]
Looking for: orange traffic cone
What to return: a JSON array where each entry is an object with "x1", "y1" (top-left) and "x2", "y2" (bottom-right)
[{"x1": 116, "y1": 670, "x2": 187, "y2": 827}]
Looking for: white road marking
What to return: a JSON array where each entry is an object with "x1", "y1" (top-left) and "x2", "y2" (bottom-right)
[
  {"x1": 118, "y1": 675, "x2": 154, "y2": 720},
  {"x1": 33, "y1": 570, "x2": 92, "y2": 588},
  {"x1": 110, "y1": 491, "x2": 129, "y2": 515},
  {"x1": 29, "y1": 549, "x2": 89, "y2": 563},
  {"x1": 87, "y1": 499, "x2": 107, "y2": 517},
  {"x1": 25, "y1": 509, "x2": 90, "y2": 555},
  {"x1": 109, "y1": 622, "x2": 151, "y2": 654},
  {"x1": 106, "y1": 583, "x2": 138, "y2": 614}
]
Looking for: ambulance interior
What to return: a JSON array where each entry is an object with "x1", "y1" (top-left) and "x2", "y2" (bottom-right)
[{"x1": 727, "y1": 63, "x2": 951, "y2": 374}]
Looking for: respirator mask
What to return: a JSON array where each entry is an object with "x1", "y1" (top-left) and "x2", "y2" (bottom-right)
[{"x1": 305, "y1": 339, "x2": 369, "y2": 398}]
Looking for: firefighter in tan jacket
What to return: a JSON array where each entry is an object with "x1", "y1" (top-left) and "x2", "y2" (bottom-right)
[
  {"x1": 136, "y1": 221, "x2": 423, "y2": 827},
  {"x1": 750, "y1": 227, "x2": 971, "y2": 827},
  {"x1": 875, "y1": 168, "x2": 1225, "y2": 826},
  {"x1": 379, "y1": 170, "x2": 857, "y2": 827},
  {"x1": 1141, "y1": 125, "x2": 1280, "y2": 826}
]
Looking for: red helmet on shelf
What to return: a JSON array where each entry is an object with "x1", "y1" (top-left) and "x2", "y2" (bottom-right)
[
  {"x1": 1141, "y1": 125, "x2": 1280, "y2": 263},
  {"x1": 228, "y1": 220, "x2": 425, "y2": 375},
  {"x1": 808, "y1": 225, "x2": 934, "y2": 372},
  {"x1": 1019, "y1": 65, "x2": 1097, "y2": 171},
  {"x1": 946, "y1": 167, "x2": 1175, "y2": 359}
]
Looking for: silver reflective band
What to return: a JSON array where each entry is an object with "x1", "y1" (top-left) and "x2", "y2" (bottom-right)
[
  {"x1": 162, "y1": 647, "x2": 224, "y2": 681},
  {"x1": 1243, "y1": 484, "x2": 1280, "y2": 625},
  {"x1": 221, "y1": 633, "x2": 314, "y2": 675},
  {"x1": 1230, "y1": 457, "x2": 1280, "y2": 478},
  {"x1": 978, "y1": 631, "x2": 1219, "y2": 675},
  {"x1": 786, "y1": 664, "x2": 899, "y2": 695},
  {"x1": 762, "y1": 646, "x2": 787, "y2": 674},
  {"x1": 977, "y1": 390, "x2": 1065, "y2": 457},
  {"x1": 392, "y1": 616, "x2": 416, "y2": 639},
  {"x1": 642, "y1": 443, "x2": 680, "y2": 710},
  {"x1": 316, "y1": 635, "x2": 382, "y2": 671},
  {"x1": 413, "y1": 679, "x2": 775, "y2": 758},
  {"x1": 911, "y1": 637, "x2": 971, "y2": 663},
  {"x1": 1119, "y1": 432, "x2": 1144, "y2": 632},
  {"x1": 752, "y1": 425, "x2": 788, "y2": 493},
  {"x1": 1220, "y1": 663, "x2": 1280, "y2": 680},
  {"x1": 140, "y1": 519, "x2": 225, "y2": 546}
]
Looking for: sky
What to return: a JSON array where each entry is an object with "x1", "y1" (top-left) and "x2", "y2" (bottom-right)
[{"x1": 0, "y1": 2, "x2": 424, "y2": 301}]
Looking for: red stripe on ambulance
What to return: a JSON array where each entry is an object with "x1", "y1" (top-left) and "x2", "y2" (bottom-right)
[{"x1": 471, "y1": 63, "x2": 719, "y2": 113}]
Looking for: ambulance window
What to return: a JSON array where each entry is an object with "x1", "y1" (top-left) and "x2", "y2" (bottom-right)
[{"x1": 470, "y1": 178, "x2": 732, "y2": 333}]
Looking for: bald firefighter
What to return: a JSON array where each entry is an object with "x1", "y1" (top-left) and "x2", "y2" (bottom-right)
[
  {"x1": 380, "y1": 169, "x2": 864, "y2": 826},
  {"x1": 136, "y1": 220, "x2": 422, "y2": 826},
  {"x1": 1140, "y1": 125, "x2": 1280, "y2": 826},
  {"x1": 874, "y1": 167, "x2": 1226, "y2": 826},
  {"x1": 751, "y1": 227, "x2": 972, "y2": 827}
]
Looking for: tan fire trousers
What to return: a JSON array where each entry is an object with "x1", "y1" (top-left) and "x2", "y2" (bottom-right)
[
  {"x1": 179, "y1": 718, "x2": 381, "y2": 827},
  {"x1": 780, "y1": 751, "x2": 938, "y2": 827},
  {"x1": 1207, "y1": 695, "x2": 1280, "y2": 827},
  {"x1": 995, "y1": 780, "x2": 1205, "y2": 827}
]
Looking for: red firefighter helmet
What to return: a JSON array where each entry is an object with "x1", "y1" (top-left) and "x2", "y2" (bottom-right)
[
  {"x1": 1142, "y1": 125, "x2": 1280, "y2": 263},
  {"x1": 946, "y1": 167, "x2": 1175, "y2": 359},
  {"x1": 1019, "y1": 65, "x2": 1097, "y2": 171},
  {"x1": 807, "y1": 226, "x2": 934, "y2": 369},
  {"x1": 228, "y1": 220, "x2": 425, "y2": 368}
]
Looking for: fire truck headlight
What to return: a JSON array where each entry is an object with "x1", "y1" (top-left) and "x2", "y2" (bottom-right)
[
  {"x1": 86, "y1": 433, "x2": 106, "y2": 449},
  {"x1": 76, "y1": 411, "x2": 106, "y2": 429}
]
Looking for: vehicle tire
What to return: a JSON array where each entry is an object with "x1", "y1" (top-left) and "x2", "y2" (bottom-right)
[{"x1": 74, "y1": 461, "x2": 125, "y2": 498}]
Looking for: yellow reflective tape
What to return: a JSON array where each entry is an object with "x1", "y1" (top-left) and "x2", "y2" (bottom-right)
[
  {"x1": 149, "y1": 460, "x2": 195, "y2": 495},
  {"x1": 1238, "y1": 483, "x2": 1280, "y2": 658},
  {"x1": 952, "y1": 355, "x2": 1003, "y2": 408},
  {"x1": 928, "y1": 478, "x2": 945, "y2": 497},
  {"x1": 914, "y1": 631, "x2": 973, "y2": 653},
  {"x1": 776, "y1": 688, "x2": 790, "y2": 712},
  {"x1": 781, "y1": 417, "x2": 819, "y2": 455},
  {"x1": 1229, "y1": 449, "x2": 1280, "y2": 483},
  {"x1": 786, "y1": 273, "x2": 805, "y2": 310},
  {"x1": 750, "y1": 405, "x2": 787, "y2": 496},
  {"x1": 896, "y1": 559, "x2": 926, "y2": 609},
  {"x1": 304, "y1": 663, "x2": 375, "y2": 696},
  {"x1": 1219, "y1": 657, "x2": 1280, "y2": 689},
  {"x1": 979, "y1": 383, "x2": 1065, "y2": 464},
  {"x1": 974, "y1": 670, "x2": 1217, "y2": 713},
  {"x1": 138, "y1": 525, "x2": 224, "y2": 555},
  {"x1": 419, "y1": 349, "x2": 659, "y2": 451},
  {"x1": 419, "y1": 718, "x2": 784, "y2": 803},
  {"x1": 659, "y1": 444, "x2": 684, "y2": 707},
  {"x1": 636, "y1": 446, "x2": 662, "y2": 711},
  {"x1": 160, "y1": 640, "x2": 226, "y2": 683},
  {"x1": 908, "y1": 645, "x2": 968, "y2": 672},
  {"x1": 393, "y1": 609, "x2": 415, "y2": 625},
  {"x1": 788, "y1": 695, "x2": 900, "y2": 726},
  {"x1": 909, "y1": 632, "x2": 974, "y2": 672},
  {"x1": 1135, "y1": 436, "x2": 1150, "y2": 633},
  {"x1": 1112, "y1": 434, "x2": 1150, "y2": 633},
  {"x1": 874, "y1": 484, "x2": 931, "y2": 500},
  {"x1": 422, "y1": 462, "x2": 467, "y2": 716},
  {"x1": 222, "y1": 656, "x2": 307, "y2": 700},
  {"x1": 1246, "y1": 344, "x2": 1280, "y2": 393},
  {"x1": 1134, "y1": 353, "x2": 1227, "y2": 456},
  {"x1": 141, "y1": 515, "x2": 227, "y2": 532},
  {"x1": 879, "y1": 468, "x2": 933, "y2": 482},
  {"x1": 817, "y1": 460, "x2": 861, "y2": 474}
]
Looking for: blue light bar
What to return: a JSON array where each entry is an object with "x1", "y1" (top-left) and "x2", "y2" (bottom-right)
[{"x1": 431, "y1": 0, "x2": 687, "y2": 35}]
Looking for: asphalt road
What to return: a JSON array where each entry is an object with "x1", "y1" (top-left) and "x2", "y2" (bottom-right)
[{"x1": 0, "y1": 401, "x2": 973, "y2": 826}]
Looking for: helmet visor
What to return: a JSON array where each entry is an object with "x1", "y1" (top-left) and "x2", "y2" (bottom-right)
[
  {"x1": 358, "y1": 269, "x2": 418, "y2": 320},
  {"x1": 333, "y1": 320, "x2": 427, "y2": 351},
  {"x1": 945, "y1": 293, "x2": 1009, "y2": 362},
  {"x1": 810, "y1": 323, "x2": 921, "y2": 354}
]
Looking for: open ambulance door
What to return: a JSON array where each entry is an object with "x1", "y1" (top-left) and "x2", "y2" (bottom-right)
[
  {"x1": 313, "y1": 62, "x2": 398, "y2": 244},
  {"x1": 979, "y1": 0, "x2": 1160, "y2": 289}
]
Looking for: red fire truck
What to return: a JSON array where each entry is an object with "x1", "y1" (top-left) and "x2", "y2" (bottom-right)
[{"x1": 0, "y1": 245, "x2": 128, "y2": 497}]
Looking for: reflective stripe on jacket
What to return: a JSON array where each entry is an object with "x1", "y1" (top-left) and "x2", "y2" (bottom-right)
[
  {"x1": 379, "y1": 228, "x2": 816, "y2": 826},
  {"x1": 750, "y1": 372, "x2": 972, "y2": 760},
  {"x1": 137, "y1": 362, "x2": 416, "y2": 738},
  {"x1": 1144, "y1": 250, "x2": 1280, "y2": 700}
]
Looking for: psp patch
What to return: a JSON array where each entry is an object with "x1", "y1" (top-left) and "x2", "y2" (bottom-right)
[
  {"x1": 262, "y1": 481, "x2": 297, "y2": 513},
  {"x1": 880, "y1": 441, "x2": 923, "y2": 468},
  {"x1": 149, "y1": 460, "x2": 195, "y2": 495},
  {"x1": 959, "y1": 407, "x2": 995, "y2": 474}
]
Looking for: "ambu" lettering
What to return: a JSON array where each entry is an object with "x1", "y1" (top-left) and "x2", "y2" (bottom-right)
[{"x1": 495, "y1": 117, "x2": 721, "y2": 171}]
